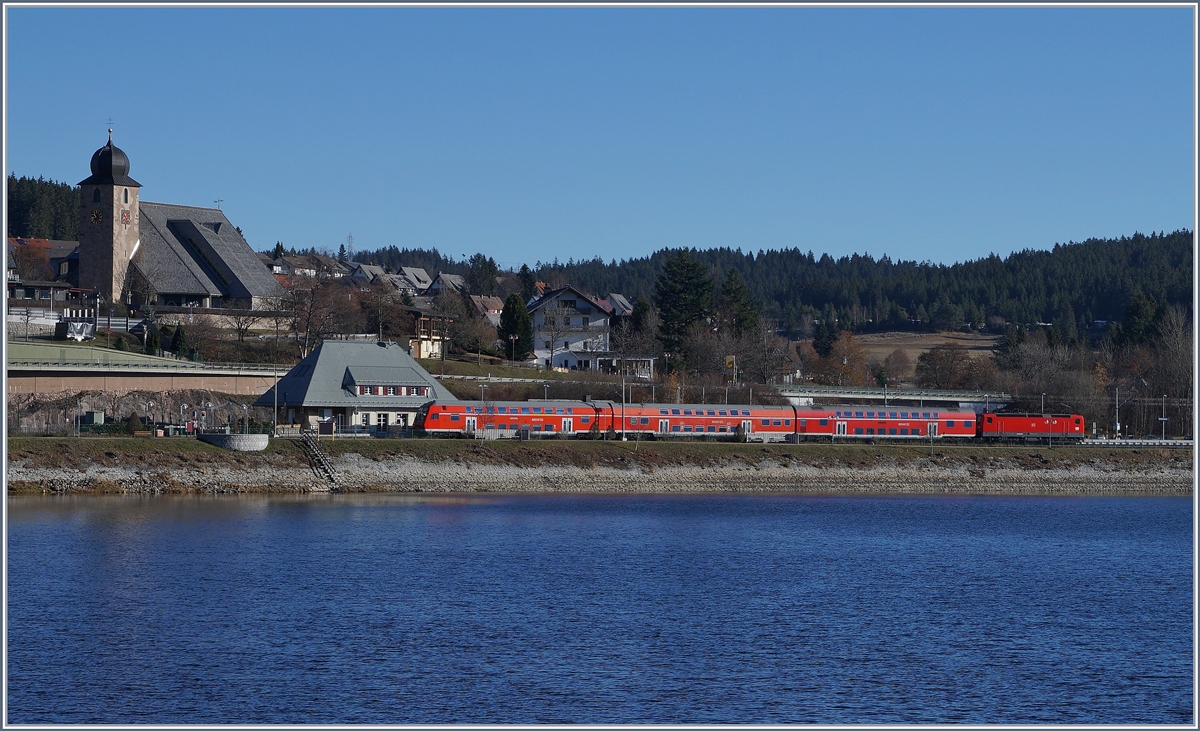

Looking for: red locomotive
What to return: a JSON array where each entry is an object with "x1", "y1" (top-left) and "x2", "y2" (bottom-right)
[{"x1": 977, "y1": 412, "x2": 1086, "y2": 441}]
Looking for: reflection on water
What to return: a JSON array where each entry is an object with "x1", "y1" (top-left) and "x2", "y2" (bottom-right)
[{"x1": 7, "y1": 493, "x2": 1193, "y2": 724}]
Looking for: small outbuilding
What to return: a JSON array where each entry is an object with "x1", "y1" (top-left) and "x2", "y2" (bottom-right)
[{"x1": 255, "y1": 340, "x2": 457, "y2": 433}]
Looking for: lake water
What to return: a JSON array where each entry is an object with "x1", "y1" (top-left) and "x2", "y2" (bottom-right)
[{"x1": 6, "y1": 493, "x2": 1193, "y2": 724}]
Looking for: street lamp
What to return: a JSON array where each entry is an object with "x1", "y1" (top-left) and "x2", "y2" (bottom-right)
[
  {"x1": 1041, "y1": 393, "x2": 1045, "y2": 415},
  {"x1": 206, "y1": 402, "x2": 213, "y2": 432},
  {"x1": 509, "y1": 333, "x2": 517, "y2": 363},
  {"x1": 241, "y1": 404, "x2": 248, "y2": 434},
  {"x1": 145, "y1": 400, "x2": 154, "y2": 435},
  {"x1": 1162, "y1": 394, "x2": 1167, "y2": 440},
  {"x1": 543, "y1": 383, "x2": 549, "y2": 401},
  {"x1": 180, "y1": 403, "x2": 188, "y2": 432}
]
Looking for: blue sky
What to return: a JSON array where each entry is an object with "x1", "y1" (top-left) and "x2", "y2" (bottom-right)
[{"x1": 4, "y1": 6, "x2": 1194, "y2": 269}]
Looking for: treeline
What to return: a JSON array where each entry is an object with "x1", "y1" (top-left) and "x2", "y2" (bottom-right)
[
  {"x1": 532, "y1": 232, "x2": 1193, "y2": 337},
  {"x1": 6, "y1": 175, "x2": 80, "y2": 241}
]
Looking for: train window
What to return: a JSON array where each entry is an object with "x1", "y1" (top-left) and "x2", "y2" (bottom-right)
[
  {"x1": 451, "y1": 414, "x2": 460, "y2": 422},
  {"x1": 933, "y1": 412, "x2": 940, "y2": 418},
  {"x1": 922, "y1": 412, "x2": 930, "y2": 419},
  {"x1": 855, "y1": 428, "x2": 863, "y2": 434},
  {"x1": 429, "y1": 413, "x2": 439, "y2": 420},
  {"x1": 533, "y1": 425, "x2": 542, "y2": 431},
  {"x1": 707, "y1": 410, "x2": 716, "y2": 416},
  {"x1": 557, "y1": 408, "x2": 565, "y2": 415},
  {"x1": 532, "y1": 407, "x2": 542, "y2": 414},
  {"x1": 683, "y1": 409, "x2": 692, "y2": 416},
  {"x1": 946, "y1": 421, "x2": 954, "y2": 427},
  {"x1": 784, "y1": 419, "x2": 791, "y2": 426},
  {"x1": 545, "y1": 424, "x2": 555, "y2": 431},
  {"x1": 567, "y1": 408, "x2": 574, "y2": 414},
  {"x1": 485, "y1": 423, "x2": 495, "y2": 430},
  {"x1": 986, "y1": 416, "x2": 993, "y2": 423},
  {"x1": 760, "y1": 419, "x2": 769, "y2": 426},
  {"x1": 901, "y1": 412, "x2": 909, "y2": 418},
  {"x1": 799, "y1": 419, "x2": 806, "y2": 426},
  {"x1": 672, "y1": 409, "x2": 681, "y2": 415},
  {"x1": 1074, "y1": 418, "x2": 1081, "y2": 424},
  {"x1": 899, "y1": 428, "x2": 907, "y2": 435},
  {"x1": 913, "y1": 427, "x2": 922, "y2": 435},
  {"x1": 509, "y1": 423, "x2": 518, "y2": 430},
  {"x1": 521, "y1": 407, "x2": 530, "y2": 414},
  {"x1": 497, "y1": 406, "x2": 506, "y2": 414},
  {"x1": 719, "y1": 426, "x2": 728, "y2": 433},
  {"x1": 719, "y1": 410, "x2": 727, "y2": 416},
  {"x1": 660, "y1": 409, "x2": 669, "y2": 415},
  {"x1": 772, "y1": 419, "x2": 781, "y2": 426},
  {"x1": 867, "y1": 428, "x2": 874, "y2": 435},
  {"x1": 708, "y1": 426, "x2": 716, "y2": 432},
  {"x1": 866, "y1": 412, "x2": 874, "y2": 418},
  {"x1": 683, "y1": 426, "x2": 692, "y2": 432},
  {"x1": 890, "y1": 412, "x2": 898, "y2": 418},
  {"x1": 486, "y1": 407, "x2": 495, "y2": 414},
  {"x1": 672, "y1": 425, "x2": 681, "y2": 432},
  {"x1": 889, "y1": 428, "x2": 897, "y2": 435},
  {"x1": 641, "y1": 418, "x2": 649, "y2": 424},
  {"x1": 629, "y1": 417, "x2": 637, "y2": 424},
  {"x1": 855, "y1": 412, "x2": 863, "y2": 418},
  {"x1": 729, "y1": 409, "x2": 739, "y2": 416},
  {"x1": 581, "y1": 416, "x2": 590, "y2": 424},
  {"x1": 819, "y1": 419, "x2": 828, "y2": 426}
]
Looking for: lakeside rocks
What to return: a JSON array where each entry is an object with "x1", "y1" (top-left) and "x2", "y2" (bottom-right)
[{"x1": 8, "y1": 453, "x2": 1192, "y2": 496}]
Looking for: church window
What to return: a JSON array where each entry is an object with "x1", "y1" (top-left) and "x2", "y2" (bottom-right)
[
  {"x1": 92, "y1": 189, "x2": 101, "y2": 203},
  {"x1": 123, "y1": 188, "x2": 128, "y2": 203}
]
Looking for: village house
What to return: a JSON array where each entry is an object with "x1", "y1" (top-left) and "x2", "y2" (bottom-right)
[
  {"x1": 427, "y1": 272, "x2": 467, "y2": 297},
  {"x1": 468, "y1": 294, "x2": 505, "y2": 328},
  {"x1": 255, "y1": 339, "x2": 457, "y2": 434},
  {"x1": 528, "y1": 285, "x2": 611, "y2": 370}
]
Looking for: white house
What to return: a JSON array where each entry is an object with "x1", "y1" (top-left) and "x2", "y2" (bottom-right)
[{"x1": 528, "y1": 286, "x2": 610, "y2": 370}]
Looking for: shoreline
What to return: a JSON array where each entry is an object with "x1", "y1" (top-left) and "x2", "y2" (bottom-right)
[
  {"x1": 8, "y1": 457, "x2": 1193, "y2": 498},
  {"x1": 7, "y1": 437, "x2": 1193, "y2": 496}
]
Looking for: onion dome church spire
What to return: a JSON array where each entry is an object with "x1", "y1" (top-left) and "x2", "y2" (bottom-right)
[{"x1": 78, "y1": 129, "x2": 140, "y2": 187}]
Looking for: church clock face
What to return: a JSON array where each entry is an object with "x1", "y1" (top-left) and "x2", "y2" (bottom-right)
[
  {"x1": 91, "y1": 209, "x2": 103, "y2": 225},
  {"x1": 121, "y1": 209, "x2": 131, "y2": 225}
]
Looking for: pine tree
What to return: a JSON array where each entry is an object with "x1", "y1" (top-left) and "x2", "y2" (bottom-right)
[
  {"x1": 498, "y1": 293, "x2": 534, "y2": 360},
  {"x1": 654, "y1": 251, "x2": 714, "y2": 369},
  {"x1": 171, "y1": 325, "x2": 188, "y2": 356},
  {"x1": 718, "y1": 267, "x2": 761, "y2": 337}
]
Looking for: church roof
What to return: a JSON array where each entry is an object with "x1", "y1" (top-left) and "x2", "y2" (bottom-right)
[
  {"x1": 134, "y1": 201, "x2": 285, "y2": 299},
  {"x1": 78, "y1": 131, "x2": 140, "y2": 187},
  {"x1": 254, "y1": 340, "x2": 457, "y2": 409}
]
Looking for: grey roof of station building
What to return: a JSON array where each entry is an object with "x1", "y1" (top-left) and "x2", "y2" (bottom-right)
[
  {"x1": 254, "y1": 340, "x2": 457, "y2": 409},
  {"x1": 134, "y1": 201, "x2": 285, "y2": 299}
]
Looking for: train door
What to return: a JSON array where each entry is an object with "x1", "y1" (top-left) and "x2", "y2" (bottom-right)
[
  {"x1": 563, "y1": 418, "x2": 573, "y2": 434},
  {"x1": 928, "y1": 422, "x2": 938, "y2": 437},
  {"x1": 741, "y1": 420, "x2": 753, "y2": 436},
  {"x1": 835, "y1": 421, "x2": 847, "y2": 436},
  {"x1": 465, "y1": 417, "x2": 476, "y2": 435},
  {"x1": 659, "y1": 419, "x2": 669, "y2": 434}
]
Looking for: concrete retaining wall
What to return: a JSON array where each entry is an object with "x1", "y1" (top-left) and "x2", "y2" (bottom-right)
[{"x1": 197, "y1": 433, "x2": 270, "y2": 451}]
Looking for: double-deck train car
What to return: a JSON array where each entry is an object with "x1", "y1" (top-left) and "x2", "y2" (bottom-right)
[
  {"x1": 416, "y1": 400, "x2": 987, "y2": 442},
  {"x1": 978, "y1": 412, "x2": 1086, "y2": 441}
]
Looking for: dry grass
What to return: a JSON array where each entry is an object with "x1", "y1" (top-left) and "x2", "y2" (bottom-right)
[
  {"x1": 8, "y1": 435, "x2": 1190, "y2": 474},
  {"x1": 855, "y1": 331, "x2": 1002, "y2": 364}
]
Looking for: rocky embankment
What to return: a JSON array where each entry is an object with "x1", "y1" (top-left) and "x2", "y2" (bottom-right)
[{"x1": 6, "y1": 438, "x2": 1193, "y2": 496}]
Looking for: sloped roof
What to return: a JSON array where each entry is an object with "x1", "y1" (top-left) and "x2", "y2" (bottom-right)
[
  {"x1": 606, "y1": 293, "x2": 633, "y2": 316},
  {"x1": 350, "y1": 263, "x2": 387, "y2": 281},
  {"x1": 399, "y1": 267, "x2": 431, "y2": 288},
  {"x1": 469, "y1": 294, "x2": 505, "y2": 314},
  {"x1": 527, "y1": 285, "x2": 606, "y2": 314},
  {"x1": 430, "y1": 272, "x2": 466, "y2": 292},
  {"x1": 136, "y1": 202, "x2": 284, "y2": 299},
  {"x1": 254, "y1": 340, "x2": 457, "y2": 409}
]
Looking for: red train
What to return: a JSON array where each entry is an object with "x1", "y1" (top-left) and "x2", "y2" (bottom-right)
[{"x1": 415, "y1": 400, "x2": 1082, "y2": 443}]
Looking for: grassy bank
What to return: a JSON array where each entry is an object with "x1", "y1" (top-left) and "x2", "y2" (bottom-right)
[{"x1": 8, "y1": 435, "x2": 1191, "y2": 473}]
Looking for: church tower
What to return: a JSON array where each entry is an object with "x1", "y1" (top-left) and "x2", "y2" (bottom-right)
[{"x1": 78, "y1": 130, "x2": 141, "y2": 305}]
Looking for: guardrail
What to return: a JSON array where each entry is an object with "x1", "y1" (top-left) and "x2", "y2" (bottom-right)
[
  {"x1": 778, "y1": 385, "x2": 1012, "y2": 402},
  {"x1": 6, "y1": 359, "x2": 288, "y2": 374},
  {"x1": 1079, "y1": 438, "x2": 1193, "y2": 448}
]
